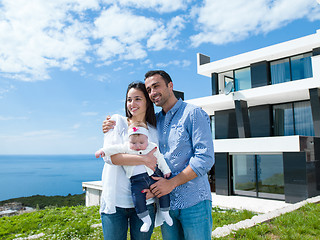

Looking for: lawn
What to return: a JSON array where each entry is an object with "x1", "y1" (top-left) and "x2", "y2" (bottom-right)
[
  {"x1": 0, "y1": 203, "x2": 319, "y2": 239},
  {"x1": 217, "y1": 203, "x2": 320, "y2": 240},
  {"x1": 0, "y1": 205, "x2": 254, "y2": 240}
]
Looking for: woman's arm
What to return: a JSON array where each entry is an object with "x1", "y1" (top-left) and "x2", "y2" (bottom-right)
[
  {"x1": 101, "y1": 114, "x2": 157, "y2": 170},
  {"x1": 110, "y1": 148, "x2": 158, "y2": 171}
]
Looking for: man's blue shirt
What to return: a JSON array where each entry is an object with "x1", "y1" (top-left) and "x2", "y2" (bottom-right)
[{"x1": 156, "y1": 99, "x2": 214, "y2": 210}]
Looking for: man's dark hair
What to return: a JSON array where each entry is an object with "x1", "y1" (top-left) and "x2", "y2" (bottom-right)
[{"x1": 144, "y1": 70, "x2": 172, "y2": 86}]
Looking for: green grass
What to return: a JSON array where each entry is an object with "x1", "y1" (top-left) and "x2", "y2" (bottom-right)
[
  {"x1": 0, "y1": 205, "x2": 102, "y2": 240},
  {"x1": 1, "y1": 203, "x2": 319, "y2": 239},
  {"x1": 0, "y1": 193, "x2": 85, "y2": 209},
  {"x1": 216, "y1": 203, "x2": 320, "y2": 240},
  {"x1": 150, "y1": 207, "x2": 255, "y2": 240},
  {"x1": 0, "y1": 205, "x2": 255, "y2": 240}
]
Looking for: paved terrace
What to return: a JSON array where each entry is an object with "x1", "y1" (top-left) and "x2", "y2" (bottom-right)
[{"x1": 211, "y1": 193, "x2": 289, "y2": 214}]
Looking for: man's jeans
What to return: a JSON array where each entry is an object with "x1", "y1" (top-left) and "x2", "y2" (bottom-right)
[
  {"x1": 101, "y1": 204, "x2": 155, "y2": 240},
  {"x1": 161, "y1": 200, "x2": 213, "y2": 240}
]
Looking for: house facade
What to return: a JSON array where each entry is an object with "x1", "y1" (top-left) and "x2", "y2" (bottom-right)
[{"x1": 186, "y1": 29, "x2": 320, "y2": 203}]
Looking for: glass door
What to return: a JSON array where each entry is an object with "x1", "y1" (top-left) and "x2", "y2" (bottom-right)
[
  {"x1": 232, "y1": 155, "x2": 257, "y2": 197},
  {"x1": 257, "y1": 155, "x2": 285, "y2": 200},
  {"x1": 232, "y1": 154, "x2": 285, "y2": 200}
]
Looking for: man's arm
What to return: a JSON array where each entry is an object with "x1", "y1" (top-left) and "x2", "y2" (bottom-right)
[
  {"x1": 102, "y1": 116, "x2": 116, "y2": 133},
  {"x1": 150, "y1": 165, "x2": 197, "y2": 197},
  {"x1": 150, "y1": 107, "x2": 214, "y2": 198}
]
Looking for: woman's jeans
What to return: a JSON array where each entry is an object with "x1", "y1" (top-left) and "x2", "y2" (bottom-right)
[
  {"x1": 101, "y1": 204, "x2": 155, "y2": 240},
  {"x1": 161, "y1": 200, "x2": 213, "y2": 240},
  {"x1": 130, "y1": 169, "x2": 170, "y2": 218}
]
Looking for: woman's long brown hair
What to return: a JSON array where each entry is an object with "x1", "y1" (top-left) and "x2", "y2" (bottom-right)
[{"x1": 125, "y1": 81, "x2": 156, "y2": 127}]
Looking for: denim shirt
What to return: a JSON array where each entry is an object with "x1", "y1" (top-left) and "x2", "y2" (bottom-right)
[{"x1": 156, "y1": 99, "x2": 214, "y2": 210}]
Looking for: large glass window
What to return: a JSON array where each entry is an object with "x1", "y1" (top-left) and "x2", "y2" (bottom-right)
[
  {"x1": 257, "y1": 155, "x2": 284, "y2": 198},
  {"x1": 273, "y1": 101, "x2": 314, "y2": 136},
  {"x1": 273, "y1": 103, "x2": 294, "y2": 136},
  {"x1": 234, "y1": 67, "x2": 251, "y2": 91},
  {"x1": 291, "y1": 53, "x2": 313, "y2": 81},
  {"x1": 270, "y1": 52, "x2": 313, "y2": 84},
  {"x1": 232, "y1": 154, "x2": 284, "y2": 200},
  {"x1": 233, "y1": 155, "x2": 256, "y2": 197},
  {"x1": 270, "y1": 58, "x2": 291, "y2": 84},
  {"x1": 293, "y1": 101, "x2": 314, "y2": 136}
]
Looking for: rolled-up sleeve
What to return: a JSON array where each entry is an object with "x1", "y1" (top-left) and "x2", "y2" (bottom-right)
[{"x1": 188, "y1": 108, "x2": 214, "y2": 177}]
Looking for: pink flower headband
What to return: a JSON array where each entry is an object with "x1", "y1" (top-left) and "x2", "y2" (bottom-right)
[{"x1": 128, "y1": 126, "x2": 149, "y2": 137}]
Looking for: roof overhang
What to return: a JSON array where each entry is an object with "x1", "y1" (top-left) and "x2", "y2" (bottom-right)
[{"x1": 198, "y1": 29, "x2": 320, "y2": 77}]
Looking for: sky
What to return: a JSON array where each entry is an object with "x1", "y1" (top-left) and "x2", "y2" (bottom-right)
[{"x1": 0, "y1": 0, "x2": 320, "y2": 155}]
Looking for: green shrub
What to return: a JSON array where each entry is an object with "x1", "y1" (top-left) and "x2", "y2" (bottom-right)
[{"x1": 0, "y1": 193, "x2": 85, "y2": 209}]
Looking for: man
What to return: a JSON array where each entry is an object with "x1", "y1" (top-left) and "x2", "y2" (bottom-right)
[
  {"x1": 103, "y1": 70, "x2": 214, "y2": 240},
  {"x1": 144, "y1": 70, "x2": 214, "y2": 240}
]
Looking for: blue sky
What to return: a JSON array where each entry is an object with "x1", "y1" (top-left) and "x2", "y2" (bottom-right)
[{"x1": 0, "y1": 0, "x2": 320, "y2": 155}]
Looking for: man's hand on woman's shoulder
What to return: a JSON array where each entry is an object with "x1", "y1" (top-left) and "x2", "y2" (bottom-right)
[{"x1": 102, "y1": 115, "x2": 116, "y2": 133}]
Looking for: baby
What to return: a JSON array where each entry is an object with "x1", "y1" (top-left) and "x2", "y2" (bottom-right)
[{"x1": 95, "y1": 122, "x2": 173, "y2": 232}]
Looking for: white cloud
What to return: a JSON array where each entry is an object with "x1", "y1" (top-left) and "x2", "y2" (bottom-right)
[
  {"x1": 96, "y1": 74, "x2": 112, "y2": 83},
  {"x1": 113, "y1": 67, "x2": 122, "y2": 71},
  {"x1": 147, "y1": 16, "x2": 186, "y2": 51},
  {"x1": 190, "y1": 0, "x2": 320, "y2": 46},
  {"x1": 123, "y1": 42, "x2": 147, "y2": 60},
  {"x1": 181, "y1": 60, "x2": 192, "y2": 67},
  {"x1": 94, "y1": 6, "x2": 186, "y2": 61},
  {"x1": 0, "y1": 0, "x2": 319, "y2": 82},
  {"x1": 0, "y1": 0, "x2": 97, "y2": 81},
  {"x1": 143, "y1": 59, "x2": 151, "y2": 65},
  {"x1": 93, "y1": 5, "x2": 157, "y2": 61},
  {"x1": 108, "y1": 0, "x2": 191, "y2": 13},
  {"x1": 0, "y1": 84, "x2": 15, "y2": 98},
  {"x1": 155, "y1": 59, "x2": 191, "y2": 68}
]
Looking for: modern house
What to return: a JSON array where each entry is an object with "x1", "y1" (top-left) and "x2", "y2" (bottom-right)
[
  {"x1": 186, "y1": 29, "x2": 320, "y2": 203},
  {"x1": 83, "y1": 30, "x2": 320, "y2": 207}
]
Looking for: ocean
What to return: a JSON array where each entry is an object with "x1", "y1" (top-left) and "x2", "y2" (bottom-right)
[{"x1": 0, "y1": 155, "x2": 105, "y2": 201}]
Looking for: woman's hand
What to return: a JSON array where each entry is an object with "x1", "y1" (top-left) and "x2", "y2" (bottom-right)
[
  {"x1": 102, "y1": 116, "x2": 116, "y2": 133},
  {"x1": 143, "y1": 148, "x2": 157, "y2": 171}
]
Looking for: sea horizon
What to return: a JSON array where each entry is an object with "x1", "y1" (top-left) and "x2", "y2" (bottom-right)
[{"x1": 0, "y1": 154, "x2": 104, "y2": 201}]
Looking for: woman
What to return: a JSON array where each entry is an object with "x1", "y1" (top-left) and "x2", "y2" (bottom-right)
[{"x1": 99, "y1": 82, "x2": 158, "y2": 240}]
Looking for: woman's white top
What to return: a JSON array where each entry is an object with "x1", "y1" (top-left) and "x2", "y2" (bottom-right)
[{"x1": 100, "y1": 114, "x2": 159, "y2": 214}]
